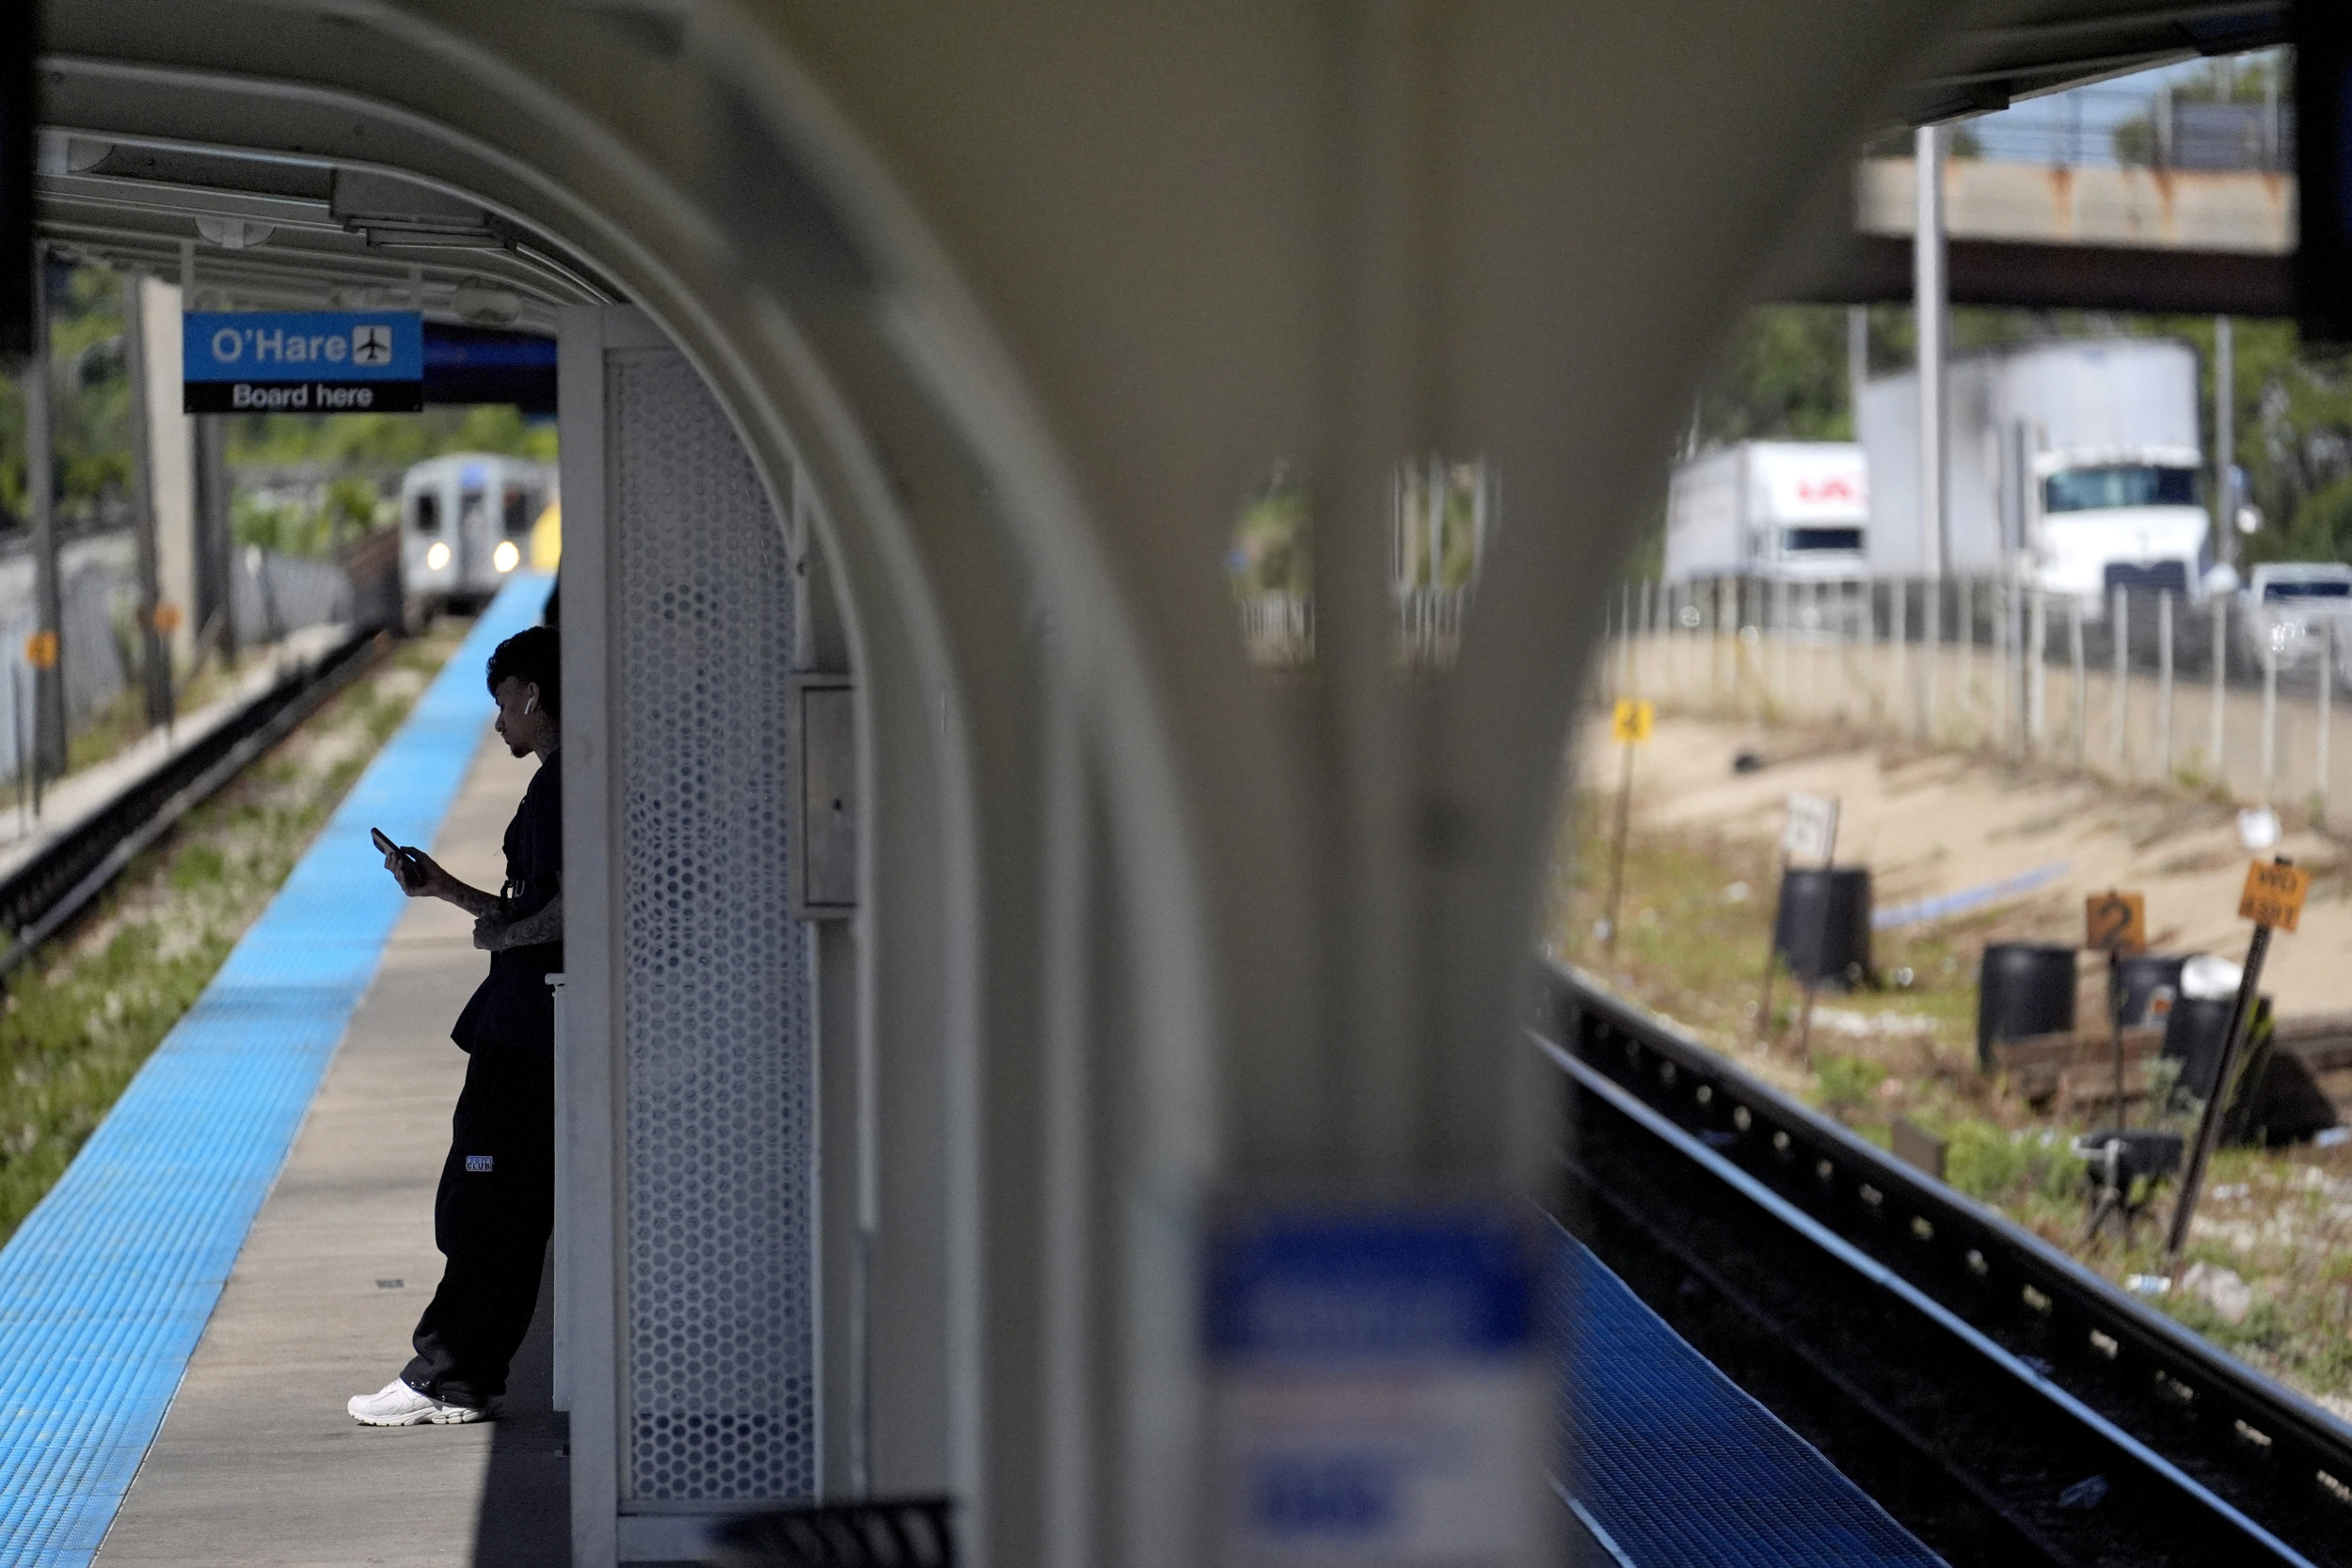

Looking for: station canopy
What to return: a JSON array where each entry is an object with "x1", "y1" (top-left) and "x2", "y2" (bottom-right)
[{"x1": 24, "y1": 2, "x2": 2283, "y2": 332}]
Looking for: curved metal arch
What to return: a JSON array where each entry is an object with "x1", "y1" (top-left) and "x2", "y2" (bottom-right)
[
  {"x1": 35, "y1": 8, "x2": 2021, "y2": 1568},
  {"x1": 40, "y1": 9, "x2": 1232, "y2": 1560}
]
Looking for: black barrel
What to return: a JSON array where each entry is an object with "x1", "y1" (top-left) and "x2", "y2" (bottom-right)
[
  {"x1": 1977, "y1": 942, "x2": 2076, "y2": 1069},
  {"x1": 2116, "y1": 952, "x2": 2189, "y2": 1026},
  {"x1": 2163, "y1": 993, "x2": 2245, "y2": 1104},
  {"x1": 1773, "y1": 868, "x2": 1871, "y2": 990}
]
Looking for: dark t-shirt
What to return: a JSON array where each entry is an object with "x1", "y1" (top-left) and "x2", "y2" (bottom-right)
[{"x1": 452, "y1": 750, "x2": 563, "y2": 1056}]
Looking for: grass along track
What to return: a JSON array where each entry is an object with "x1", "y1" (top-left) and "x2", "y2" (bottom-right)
[{"x1": 0, "y1": 621, "x2": 466, "y2": 1239}]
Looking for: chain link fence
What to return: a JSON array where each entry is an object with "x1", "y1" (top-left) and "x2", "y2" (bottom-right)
[{"x1": 1606, "y1": 575, "x2": 2351, "y2": 816}]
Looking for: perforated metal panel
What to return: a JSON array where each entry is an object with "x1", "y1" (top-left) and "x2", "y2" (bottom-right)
[{"x1": 609, "y1": 349, "x2": 815, "y2": 1504}]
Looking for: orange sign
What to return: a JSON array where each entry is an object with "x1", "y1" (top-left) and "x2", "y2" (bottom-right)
[
  {"x1": 2239, "y1": 861, "x2": 2312, "y2": 932},
  {"x1": 2085, "y1": 891, "x2": 2146, "y2": 954},
  {"x1": 23, "y1": 631, "x2": 56, "y2": 672},
  {"x1": 151, "y1": 602, "x2": 183, "y2": 635}
]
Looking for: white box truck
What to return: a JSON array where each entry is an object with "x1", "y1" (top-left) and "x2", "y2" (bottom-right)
[
  {"x1": 1663, "y1": 441, "x2": 1868, "y2": 582},
  {"x1": 1859, "y1": 338, "x2": 2210, "y2": 601}
]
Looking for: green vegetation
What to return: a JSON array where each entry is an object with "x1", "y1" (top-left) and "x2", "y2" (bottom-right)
[
  {"x1": 0, "y1": 622, "x2": 464, "y2": 1239},
  {"x1": 0, "y1": 267, "x2": 134, "y2": 530},
  {"x1": 2112, "y1": 55, "x2": 2285, "y2": 168},
  {"x1": 1228, "y1": 463, "x2": 1311, "y2": 601},
  {"x1": 225, "y1": 403, "x2": 556, "y2": 474}
]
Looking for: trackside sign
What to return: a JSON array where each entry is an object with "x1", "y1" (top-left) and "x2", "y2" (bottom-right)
[{"x1": 183, "y1": 310, "x2": 423, "y2": 413}]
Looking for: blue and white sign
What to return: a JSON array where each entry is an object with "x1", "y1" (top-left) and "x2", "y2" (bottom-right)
[
  {"x1": 1206, "y1": 1201, "x2": 1557, "y2": 1566},
  {"x1": 183, "y1": 310, "x2": 423, "y2": 413}
]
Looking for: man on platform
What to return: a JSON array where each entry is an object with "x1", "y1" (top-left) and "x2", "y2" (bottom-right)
[{"x1": 348, "y1": 624, "x2": 563, "y2": 1425}]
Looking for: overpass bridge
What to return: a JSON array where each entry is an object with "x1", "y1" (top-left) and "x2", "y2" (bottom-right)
[{"x1": 6, "y1": 3, "x2": 2347, "y2": 1566}]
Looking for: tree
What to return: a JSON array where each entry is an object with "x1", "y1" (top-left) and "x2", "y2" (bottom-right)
[{"x1": 2113, "y1": 54, "x2": 2284, "y2": 167}]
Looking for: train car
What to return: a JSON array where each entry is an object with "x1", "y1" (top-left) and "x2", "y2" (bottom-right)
[{"x1": 398, "y1": 452, "x2": 556, "y2": 617}]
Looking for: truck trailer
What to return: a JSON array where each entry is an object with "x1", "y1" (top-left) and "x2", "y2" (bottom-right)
[
  {"x1": 1662, "y1": 441, "x2": 1868, "y2": 583},
  {"x1": 1858, "y1": 338, "x2": 2209, "y2": 601}
]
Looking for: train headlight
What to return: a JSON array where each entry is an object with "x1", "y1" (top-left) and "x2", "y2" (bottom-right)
[
  {"x1": 493, "y1": 540, "x2": 521, "y2": 574},
  {"x1": 425, "y1": 541, "x2": 452, "y2": 571}
]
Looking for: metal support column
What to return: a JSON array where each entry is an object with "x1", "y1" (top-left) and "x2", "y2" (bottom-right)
[
  {"x1": 24, "y1": 250, "x2": 63, "y2": 782},
  {"x1": 119, "y1": 273, "x2": 175, "y2": 729}
]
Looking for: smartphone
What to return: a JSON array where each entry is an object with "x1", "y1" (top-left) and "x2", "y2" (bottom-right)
[{"x1": 372, "y1": 828, "x2": 422, "y2": 885}]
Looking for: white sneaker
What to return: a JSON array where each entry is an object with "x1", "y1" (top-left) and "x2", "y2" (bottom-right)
[{"x1": 347, "y1": 1378, "x2": 486, "y2": 1426}]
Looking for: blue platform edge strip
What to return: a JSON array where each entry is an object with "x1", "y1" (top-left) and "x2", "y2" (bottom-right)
[
  {"x1": 0, "y1": 578, "x2": 549, "y2": 1566},
  {"x1": 1558, "y1": 1226, "x2": 1947, "y2": 1568}
]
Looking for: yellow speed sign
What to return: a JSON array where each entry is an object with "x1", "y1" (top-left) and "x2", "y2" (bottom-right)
[{"x1": 1612, "y1": 699, "x2": 1654, "y2": 745}]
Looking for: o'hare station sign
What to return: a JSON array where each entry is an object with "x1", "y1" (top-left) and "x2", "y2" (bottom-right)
[{"x1": 183, "y1": 310, "x2": 424, "y2": 413}]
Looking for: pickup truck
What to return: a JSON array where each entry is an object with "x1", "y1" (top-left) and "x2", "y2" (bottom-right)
[{"x1": 2237, "y1": 562, "x2": 2352, "y2": 676}]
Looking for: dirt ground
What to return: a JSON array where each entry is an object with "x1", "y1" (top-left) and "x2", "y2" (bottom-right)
[{"x1": 1588, "y1": 710, "x2": 2352, "y2": 1020}]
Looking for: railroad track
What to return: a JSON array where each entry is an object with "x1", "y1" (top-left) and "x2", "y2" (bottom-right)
[
  {"x1": 0, "y1": 630, "x2": 389, "y2": 976},
  {"x1": 1539, "y1": 958, "x2": 2352, "y2": 1568}
]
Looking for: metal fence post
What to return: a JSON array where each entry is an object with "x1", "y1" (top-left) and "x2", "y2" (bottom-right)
[
  {"x1": 2262, "y1": 637, "x2": 2278, "y2": 802},
  {"x1": 2211, "y1": 594, "x2": 2228, "y2": 774},
  {"x1": 1923, "y1": 578, "x2": 1940, "y2": 739},
  {"x1": 1722, "y1": 573, "x2": 1740, "y2": 700},
  {"x1": 1958, "y1": 577, "x2": 1973, "y2": 738},
  {"x1": 1620, "y1": 580, "x2": 1634, "y2": 699},
  {"x1": 2028, "y1": 588, "x2": 2047, "y2": 752},
  {"x1": 2111, "y1": 586, "x2": 2128, "y2": 775},
  {"x1": 1892, "y1": 580, "x2": 1908, "y2": 735},
  {"x1": 2071, "y1": 595, "x2": 2087, "y2": 765},
  {"x1": 2320, "y1": 618, "x2": 2333, "y2": 823},
  {"x1": 2158, "y1": 591, "x2": 2174, "y2": 782},
  {"x1": 2006, "y1": 580, "x2": 2022, "y2": 752}
]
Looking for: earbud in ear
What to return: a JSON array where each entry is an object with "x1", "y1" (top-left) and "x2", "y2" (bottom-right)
[{"x1": 524, "y1": 695, "x2": 537, "y2": 715}]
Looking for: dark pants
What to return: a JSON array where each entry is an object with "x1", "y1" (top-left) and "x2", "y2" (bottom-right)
[{"x1": 402, "y1": 1042, "x2": 554, "y2": 1410}]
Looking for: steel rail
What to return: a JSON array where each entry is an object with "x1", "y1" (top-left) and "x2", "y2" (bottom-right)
[
  {"x1": 1540, "y1": 957, "x2": 2352, "y2": 1568},
  {"x1": 0, "y1": 629, "x2": 388, "y2": 977}
]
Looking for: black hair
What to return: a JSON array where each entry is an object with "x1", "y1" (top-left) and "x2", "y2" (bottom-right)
[{"x1": 486, "y1": 625, "x2": 560, "y2": 719}]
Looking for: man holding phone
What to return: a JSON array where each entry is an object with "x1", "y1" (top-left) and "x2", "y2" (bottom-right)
[{"x1": 348, "y1": 625, "x2": 564, "y2": 1425}]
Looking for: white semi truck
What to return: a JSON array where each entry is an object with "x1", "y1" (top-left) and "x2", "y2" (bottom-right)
[
  {"x1": 1662, "y1": 441, "x2": 1868, "y2": 582},
  {"x1": 1858, "y1": 338, "x2": 2211, "y2": 602}
]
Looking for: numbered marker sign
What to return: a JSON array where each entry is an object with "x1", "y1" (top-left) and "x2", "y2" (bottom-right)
[
  {"x1": 1612, "y1": 698, "x2": 1653, "y2": 745},
  {"x1": 2084, "y1": 891, "x2": 2147, "y2": 954},
  {"x1": 1206, "y1": 1202, "x2": 1556, "y2": 1567},
  {"x1": 2239, "y1": 861, "x2": 2311, "y2": 932},
  {"x1": 1781, "y1": 792, "x2": 1838, "y2": 864}
]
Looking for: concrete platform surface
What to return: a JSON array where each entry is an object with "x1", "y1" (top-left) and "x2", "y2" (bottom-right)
[{"x1": 94, "y1": 729, "x2": 567, "y2": 1568}]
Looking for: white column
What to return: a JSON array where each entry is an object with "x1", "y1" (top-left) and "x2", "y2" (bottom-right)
[
  {"x1": 1915, "y1": 123, "x2": 1947, "y2": 585},
  {"x1": 138, "y1": 277, "x2": 199, "y2": 669}
]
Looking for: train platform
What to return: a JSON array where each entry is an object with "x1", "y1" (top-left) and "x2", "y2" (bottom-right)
[
  {"x1": 90, "y1": 721, "x2": 565, "y2": 1568},
  {"x1": 0, "y1": 580, "x2": 548, "y2": 1567}
]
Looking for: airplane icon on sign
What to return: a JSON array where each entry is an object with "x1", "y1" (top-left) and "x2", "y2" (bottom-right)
[{"x1": 351, "y1": 325, "x2": 392, "y2": 365}]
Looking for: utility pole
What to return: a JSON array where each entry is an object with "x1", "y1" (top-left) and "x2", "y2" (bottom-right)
[
  {"x1": 2215, "y1": 315, "x2": 2236, "y2": 566},
  {"x1": 1915, "y1": 123, "x2": 1948, "y2": 584},
  {"x1": 180, "y1": 241, "x2": 237, "y2": 670},
  {"x1": 25, "y1": 246, "x2": 64, "y2": 783},
  {"x1": 195, "y1": 417, "x2": 234, "y2": 667},
  {"x1": 1915, "y1": 123, "x2": 1948, "y2": 736},
  {"x1": 1847, "y1": 305, "x2": 1867, "y2": 435},
  {"x1": 119, "y1": 273, "x2": 175, "y2": 729}
]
